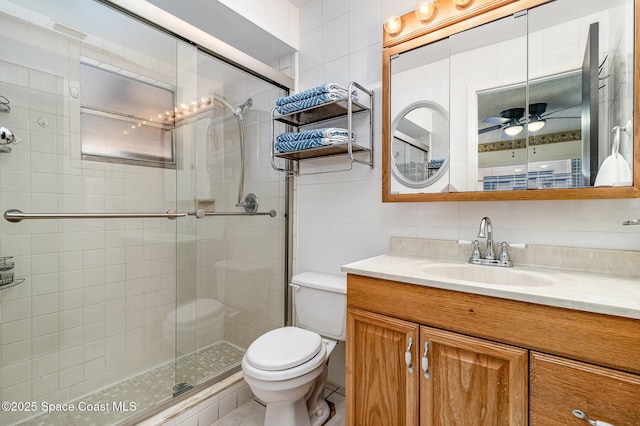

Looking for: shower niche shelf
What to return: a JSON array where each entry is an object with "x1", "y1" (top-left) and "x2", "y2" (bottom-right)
[{"x1": 271, "y1": 81, "x2": 374, "y2": 175}]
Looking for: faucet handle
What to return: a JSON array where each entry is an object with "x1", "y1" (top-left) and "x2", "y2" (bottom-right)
[
  {"x1": 499, "y1": 242, "x2": 509, "y2": 260},
  {"x1": 498, "y1": 241, "x2": 513, "y2": 266},
  {"x1": 470, "y1": 240, "x2": 481, "y2": 261}
]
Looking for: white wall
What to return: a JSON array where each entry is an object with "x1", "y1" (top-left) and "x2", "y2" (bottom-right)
[
  {"x1": 292, "y1": 0, "x2": 640, "y2": 389},
  {"x1": 219, "y1": 0, "x2": 300, "y2": 51},
  {"x1": 294, "y1": 0, "x2": 640, "y2": 282}
]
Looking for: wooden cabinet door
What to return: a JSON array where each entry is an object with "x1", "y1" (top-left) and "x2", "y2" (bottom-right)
[
  {"x1": 530, "y1": 352, "x2": 640, "y2": 425},
  {"x1": 420, "y1": 326, "x2": 528, "y2": 426},
  {"x1": 347, "y1": 308, "x2": 420, "y2": 426}
]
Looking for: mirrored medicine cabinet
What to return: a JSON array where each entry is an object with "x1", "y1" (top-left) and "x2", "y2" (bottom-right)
[{"x1": 382, "y1": 0, "x2": 640, "y2": 202}]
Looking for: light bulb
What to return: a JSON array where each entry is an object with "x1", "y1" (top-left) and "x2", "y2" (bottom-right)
[
  {"x1": 384, "y1": 15, "x2": 403, "y2": 35},
  {"x1": 454, "y1": 0, "x2": 473, "y2": 7},
  {"x1": 415, "y1": 0, "x2": 436, "y2": 22}
]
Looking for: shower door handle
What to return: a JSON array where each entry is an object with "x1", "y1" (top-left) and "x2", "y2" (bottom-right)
[
  {"x1": 188, "y1": 209, "x2": 277, "y2": 218},
  {"x1": 4, "y1": 209, "x2": 185, "y2": 223}
]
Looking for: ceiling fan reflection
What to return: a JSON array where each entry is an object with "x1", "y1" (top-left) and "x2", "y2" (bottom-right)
[{"x1": 478, "y1": 102, "x2": 579, "y2": 138}]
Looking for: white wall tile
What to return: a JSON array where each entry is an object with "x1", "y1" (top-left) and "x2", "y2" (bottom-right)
[
  {"x1": 349, "y1": 2, "x2": 380, "y2": 53},
  {"x1": 322, "y1": 15, "x2": 349, "y2": 63}
]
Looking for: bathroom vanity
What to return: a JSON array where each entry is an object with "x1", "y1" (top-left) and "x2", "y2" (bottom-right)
[{"x1": 342, "y1": 239, "x2": 640, "y2": 425}]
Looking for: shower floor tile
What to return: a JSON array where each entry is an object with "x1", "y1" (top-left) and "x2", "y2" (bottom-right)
[{"x1": 20, "y1": 341, "x2": 244, "y2": 426}]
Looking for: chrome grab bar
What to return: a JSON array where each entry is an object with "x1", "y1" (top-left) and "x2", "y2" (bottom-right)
[
  {"x1": 188, "y1": 209, "x2": 277, "y2": 218},
  {"x1": 4, "y1": 209, "x2": 184, "y2": 223}
]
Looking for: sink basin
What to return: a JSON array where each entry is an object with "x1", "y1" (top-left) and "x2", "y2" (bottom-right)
[{"x1": 422, "y1": 263, "x2": 555, "y2": 287}]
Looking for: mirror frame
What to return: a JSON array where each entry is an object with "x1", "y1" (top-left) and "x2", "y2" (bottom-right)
[
  {"x1": 382, "y1": 0, "x2": 640, "y2": 202},
  {"x1": 390, "y1": 100, "x2": 450, "y2": 188}
]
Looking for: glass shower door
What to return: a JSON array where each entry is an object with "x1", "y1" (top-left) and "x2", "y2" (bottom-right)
[
  {"x1": 173, "y1": 48, "x2": 288, "y2": 390},
  {"x1": 0, "y1": 1, "x2": 188, "y2": 424},
  {"x1": 0, "y1": 1, "x2": 288, "y2": 425}
]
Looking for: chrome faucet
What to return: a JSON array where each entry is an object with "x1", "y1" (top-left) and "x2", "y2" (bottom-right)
[
  {"x1": 466, "y1": 216, "x2": 514, "y2": 267},
  {"x1": 477, "y1": 216, "x2": 495, "y2": 260}
]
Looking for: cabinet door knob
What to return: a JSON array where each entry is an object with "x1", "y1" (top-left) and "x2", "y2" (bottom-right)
[
  {"x1": 405, "y1": 337, "x2": 414, "y2": 373},
  {"x1": 421, "y1": 342, "x2": 430, "y2": 379},
  {"x1": 572, "y1": 409, "x2": 614, "y2": 426}
]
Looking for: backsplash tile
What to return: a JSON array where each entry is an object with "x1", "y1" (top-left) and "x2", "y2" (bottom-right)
[{"x1": 389, "y1": 237, "x2": 640, "y2": 278}]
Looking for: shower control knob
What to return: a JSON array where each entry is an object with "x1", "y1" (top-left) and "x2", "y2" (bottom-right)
[{"x1": 0, "y1": 126, "x2": 15, "y2": 145}]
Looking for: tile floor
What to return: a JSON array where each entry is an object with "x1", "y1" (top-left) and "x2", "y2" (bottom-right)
[
  {"x1": 20, "y1": 342, "x2": 244, "y2": 426},
  {"x1": 211, "y1": 383, "x2": 346, "y2": 426}
]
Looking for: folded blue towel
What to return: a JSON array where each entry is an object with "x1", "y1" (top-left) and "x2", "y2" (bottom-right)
[
  {"x1": 429, "y1": 159, "x2": 445, "y2": 168},
  {"x1": 276, "y1": 93, "x2": 348, "y2": 115},
  {"x1": 276, "y1": 83, "x2": 350, "y2": 106},
  {"x1": 276, "y1": 128, "x2": 351, "y2": 143},
  {"x1": 275, "y1": 137, "x2": 350, "y2": 153}
]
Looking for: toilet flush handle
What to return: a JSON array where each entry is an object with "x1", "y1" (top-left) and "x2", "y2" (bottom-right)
[{"x1": 289, "y1": 283, "x2": 301, "y2": 291}]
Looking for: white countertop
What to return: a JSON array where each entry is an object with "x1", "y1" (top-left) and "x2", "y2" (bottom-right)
[{"x1": 342, "y1": 254, "x2": 640, "y2": 320}]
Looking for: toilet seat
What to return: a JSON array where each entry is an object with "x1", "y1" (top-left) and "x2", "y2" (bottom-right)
[
  {"x1": 243, "y1": 327, "x2": 327, "y2": 381},
  {"x1": 246, "y1": 327, "x2": 322, "y2": 371}
]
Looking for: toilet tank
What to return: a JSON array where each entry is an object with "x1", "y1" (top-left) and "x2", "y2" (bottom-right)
[{"x1": 292, "y1": 272, "x2": 346, "y2": 341}]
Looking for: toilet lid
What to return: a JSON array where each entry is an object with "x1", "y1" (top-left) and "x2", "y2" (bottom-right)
[{"x1": 245, "y1": 327, "x2": 322, "y2": 371}]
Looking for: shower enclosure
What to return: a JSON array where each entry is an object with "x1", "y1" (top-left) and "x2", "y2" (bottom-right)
[{"x1": 0, "y1": 1, "x2": 290, "y2": 424}]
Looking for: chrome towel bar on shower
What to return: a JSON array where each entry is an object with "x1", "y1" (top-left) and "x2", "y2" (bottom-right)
[
  {"x1": 3, "y1": 209, "x2": 185, "y2": 223},
  {"x1": 3, "y1": 209, "x2": 277, "y2": 223}
]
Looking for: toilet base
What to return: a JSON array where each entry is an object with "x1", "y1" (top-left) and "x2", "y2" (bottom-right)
[
  {"x1": 261, "y1": 394, "x2": 330, "y2": 426},
  {"x1": 307, "y1": 398, "x2": 330, "y2": 426},
  {"x1": 305, "y1": 357, "x2": 331, "y2": 426},
  {"x1": 264, "y1": 398, "x2": 311, "y2": 426}
]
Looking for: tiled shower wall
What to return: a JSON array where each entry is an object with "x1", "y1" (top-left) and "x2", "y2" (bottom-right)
[
  {"x1": 0, "y1": 14, "x2": 182, "y2": 424},
  {"x1": 0, "y1": 7, "x2": 287, "y2": 425}
]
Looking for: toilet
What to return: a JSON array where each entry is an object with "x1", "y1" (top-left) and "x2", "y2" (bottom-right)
[
  {"x1": 163, "y1": 298, "x2": 225, "y2": 354},
  {"x1": 241, "y1": 272, "x2": 346, "y2": 426}
]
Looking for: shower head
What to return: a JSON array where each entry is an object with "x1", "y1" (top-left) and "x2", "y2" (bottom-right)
[{"x1": 236, "y1": 98, "x2": 253, "y2": 115}]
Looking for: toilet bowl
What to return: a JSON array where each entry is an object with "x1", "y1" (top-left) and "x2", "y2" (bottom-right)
[
  {"x1": 241, "y1": 272, "x2": 346, "y2": 426},
  {"x1": 163, "y1": 298, "x2": 225, "y2": 354}
]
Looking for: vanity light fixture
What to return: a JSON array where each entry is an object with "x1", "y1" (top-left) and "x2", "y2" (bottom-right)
[
  {"x1": 384, "y1": 14, "x2": 403, "y2": 35},
  {"x1": 415, "y1": 0, "x2": 437, "y2": 22}
]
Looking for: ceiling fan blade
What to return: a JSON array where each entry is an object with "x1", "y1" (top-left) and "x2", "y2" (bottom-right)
[
  {"x1": 541, "y1": 103, "x2": 581, "y2": 118},
  {"x1": 545, "y1": 116, "x2": 580, "y2": 120},
  {"x1": 478, "y1": 124, "x2": 503, "y2": 134},
  {"x1": 482, "y1": 116, "x2": 509, "y2": 125}
]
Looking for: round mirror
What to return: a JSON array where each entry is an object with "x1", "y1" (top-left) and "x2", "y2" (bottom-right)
[{"x1": 390, "y1": 101, "x2": 449, "y2": 188}]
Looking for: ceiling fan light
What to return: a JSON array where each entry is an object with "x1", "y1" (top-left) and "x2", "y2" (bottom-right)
[
  {"x1": 504, "y1": 124, "x2": 523, "y2": 136},
  {"x1": 528, "y1": 117, "x2": 546, "y2": 132}
]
